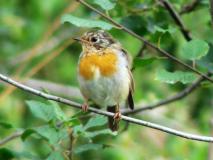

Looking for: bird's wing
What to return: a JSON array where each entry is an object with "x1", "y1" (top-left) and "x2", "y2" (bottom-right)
[
  {"x1": 127, "y1": 68, "x2": 134, "y2": 110},
  {"x1": 121, "y1": 49, "x2": 135, "y2": 110}
]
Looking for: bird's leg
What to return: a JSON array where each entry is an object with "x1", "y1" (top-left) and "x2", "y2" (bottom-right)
[
  {"x1": 81, "y1": 100, "x2": 89, "y2": 112},
  {"x1": 113, "y1": 103, "x2": 121, "y2": 122}
]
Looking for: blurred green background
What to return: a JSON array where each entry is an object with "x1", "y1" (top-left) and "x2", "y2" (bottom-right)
[{"x1": 0, "y1": 0, "x2": 213, "y2": 159}]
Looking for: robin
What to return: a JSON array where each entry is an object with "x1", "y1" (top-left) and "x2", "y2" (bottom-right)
[{"x1": 74, "y1": 30, "x2": 134, "y2": 131}]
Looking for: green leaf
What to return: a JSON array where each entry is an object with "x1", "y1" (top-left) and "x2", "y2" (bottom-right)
[
  {"x1": 61, "y1": 14, "x2": 113, "y2": 30},
  {"x1": 48, "y1": 101, "x2": 66, "y2": 121},
  {"x1": 46, "y1": 152, "x2": 64, "y2": 160},
  {"x1": 74, "y1": 144, "x2": 103, "y2": 154},
  {"x1": 22, "y1": 125, "x2": 68, "y2": 146},
  {"x1": 34, "y1": 125, "x2": 68, "y2": 145},
  {"x1": 154, "y1": 25, "x2": 176, "y2": 34},
  {"x1": 133, "y1": 57, "x2": 156, "y2": 69},
  {"x1": 0, "y1": 122, "x2": 13, "y2": 129},
  {"x1": 71, "y1": 110, "x2": 85, "y2": 118},
  {"x1": 84, "y1": 116, "x2": 107, "y2": 130},
  {"x1": 26, "y1": 100, "x2": 56, "y2": 122},
  {"x1": 181, "y1": 39, "x2": 209, "y2": 60},
  {"x1": 85, "y1": 129, "x2": 117, "y2": 138},
  {"x1": 73, "y1": 125, "x2": 85, "y2": 137},
  {"x1": 155, "y1": 69, "x2": 196, "y2": 84},
  {"x1": 14, "y1": 151, "x2": 41, "y2": 160},
  {"x1": 26, "y1": 100, "x2": 65, "y2": 122},
  {"x1": 92, "y1": 0, "x2": 116, "y2": 10},
  {"x1": 65, "y1": 118, "x2": 81, "y2": 127}
]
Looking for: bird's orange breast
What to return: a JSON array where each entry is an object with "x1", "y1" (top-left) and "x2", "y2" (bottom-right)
[{"x1": 79, "y1": 51, "x2": 117, "y2": 80}]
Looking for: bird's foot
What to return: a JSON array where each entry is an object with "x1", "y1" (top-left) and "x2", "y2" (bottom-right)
[
  {"x1": 81, "y1": 103, "x2": 89, "y2": 112},
  {"x1": 113, "y1": 111, "x2": 122, "y2": 122}
]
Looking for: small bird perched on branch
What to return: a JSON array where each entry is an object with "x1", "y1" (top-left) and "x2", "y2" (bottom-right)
[{"x1": 74, "y1": 30, "x2": 134, "y2": 131}]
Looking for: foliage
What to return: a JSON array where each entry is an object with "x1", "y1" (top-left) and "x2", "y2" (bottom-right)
[
  {"x1": 61, "y1": 15, "x2": 113, "y2": 30},
  {"x1": 155, "y1": 69, "x2": 197, "y2": 84},
  {"x1": 20, "y1": 100, "x2": 115, "y2": 159},
  {"x1": 0, "y1": 0, "x2": 213, "y2": 159},
  {"x1": 92, "y1": 0, "x2": 116, "y2": 11},
  {"x1": 181, "y1": 39, "x2": 209, "y2": 60}
]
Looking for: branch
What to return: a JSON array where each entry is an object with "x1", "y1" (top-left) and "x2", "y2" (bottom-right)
[
  {"x1": 159, "y1": 0, "x2": 192, "y2": 41},
  {"x1": 127, "y1": 1, "x2": 206, "y2": 115},
  {"x1": 180, "y1": 0, "x2": 200, "y2": 15},
  {"x1": 23, "y1": 79, "x2": 83, "y2": 99},
  {"x1": 0, "y1": 131, "x2": 23, "y2": 146},
  {"x1": 1, "y1": 74, "x2": 213, "y2": 142},
  {"x1": 136, "y1": 44, "x2": 146, "y2": 58},
  {"x1": 122, "y1": 1, "x2": 208, "y2": 115},
  {"x1": 75, "y1": 0, "x2": 213, "y2": 83},
  {"x1": 123, "y1": 73, "x2": 211, "y2": 115}
]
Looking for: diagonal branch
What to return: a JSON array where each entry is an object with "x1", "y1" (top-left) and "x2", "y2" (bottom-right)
[
  {"x1": 124, "y1": 0, "x2": 206, "y2": 115},
  {"x1": 75, "y1": 0, "x2": 213, "y2": 83},
  {"x1": 159, "y1": 0, "x2": 192, "y2": 41},
  {"x1": 0, "y1": 131, "x2": 23, "y2": 146},
  {"x1": 123, "y1": 73, "x2": 211, "y2": 115},
  {"x1": 24, "y1": 79, "x2": 83, "y2": 99},
  {"x1": 1, "y1": 73, "x2": 213, "y2": 142}
]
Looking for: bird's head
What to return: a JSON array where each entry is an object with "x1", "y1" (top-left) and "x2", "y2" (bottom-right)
[{"x1": 74, "y1": 30, "x2": 119, "y2": 54}]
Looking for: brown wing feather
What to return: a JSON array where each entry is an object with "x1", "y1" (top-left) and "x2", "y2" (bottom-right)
[{"x1": 121, "y1": 49, "x2": 135, "y2": 110}]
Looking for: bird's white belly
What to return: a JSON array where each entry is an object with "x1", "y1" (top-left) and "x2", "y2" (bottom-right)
[{"x1": 78, "y1": 65, "x2": 130, "y2": 108}]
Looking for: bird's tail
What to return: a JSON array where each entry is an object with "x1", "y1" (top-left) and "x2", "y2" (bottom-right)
[{"x1": 107, "y1": 106, "x2": 118, "y2": 131}]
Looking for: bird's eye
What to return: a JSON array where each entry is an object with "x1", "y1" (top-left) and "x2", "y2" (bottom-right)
[{"x1": 91, "y1": 37, "x2": 98, "y2": 42}]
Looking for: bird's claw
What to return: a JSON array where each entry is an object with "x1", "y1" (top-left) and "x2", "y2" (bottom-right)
[
  {"x1": 81, "y1": 103, "x2": 89, "y2": 112},
  {"x1": 113, "y1": 112, "x2": 121, "y2": 122}
]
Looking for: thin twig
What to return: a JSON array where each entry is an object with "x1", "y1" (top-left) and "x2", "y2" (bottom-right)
[
  {"x1": 76, "y1": 0, "x2": 213, "y2": 83},
  {"x1": 136, "y1": 44, "x2": 146, "y2": 57},
  {"x1": 1, "y1": 74, "x2": 213, "y2": 142},
  {"x1": 67, "y1": 129, "x2": 74, "y2": 160},
  {"x1": 0, "y1": 131, "x2": 23, "y2": 146},
  {"x1": 159, "y1": 0, "x2": 192, "y2": 41},
  {"x1": 123, "y1": 73, "x2": 211, "y2": 115},
  {"x1": 24, "y1": 79, "x2": 82, "y2": 99}
]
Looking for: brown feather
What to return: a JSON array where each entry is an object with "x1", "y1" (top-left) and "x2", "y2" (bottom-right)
[{"x1": 121, "y1": 49, "x2": 135, "y2": 110}]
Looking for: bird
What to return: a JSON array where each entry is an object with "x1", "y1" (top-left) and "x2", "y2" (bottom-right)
[{"x1": 74, "y1": 30, "x2": 134, "y2": 131}]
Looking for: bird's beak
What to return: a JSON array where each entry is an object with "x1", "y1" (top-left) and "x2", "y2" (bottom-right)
[{"x1": 73, "y1": 37, "x2": 81, "y2": 42}]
